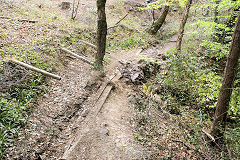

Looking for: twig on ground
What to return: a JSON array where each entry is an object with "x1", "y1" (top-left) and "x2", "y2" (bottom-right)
[
  {"x1": 79, "y1": 40, "x2": 111, "y2": 54},
  {"x1": 60, "y1": 47, "x2": 93, "y2": 65},
  {"x1": 226, "y1": 145, "x2": 233, "y2": 160},
  {"x1": 79, "y1": 40, "x2": 97, "y2": 49},
  {"x1": 199, "y1": 110, "x2": 202, "y2": 126},
  {"x1": 172, "y1": 139, "x2": 210, "y2": 159},
  {"x1": 0, "y1": 16, "x2": 38, "y2": 23},
  {"x1": 202, "y1": 129, "x2": 215, "y2": 142},
  {"x1": 107, "y1": 13, "x2": 129, "y2": 30},
  {"x1": 201, "y1": 128, "x2": 223, "y2": 151}
]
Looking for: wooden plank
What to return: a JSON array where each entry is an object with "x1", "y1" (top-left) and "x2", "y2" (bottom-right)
[
  {"x1": 9, "y1": 59, "x2": 61, "y2": 80},
  {"x1": 95, "y1": 71, "x2": 122, "y2": 115},
  {"x1": 60, "y1": 70, "x2": 121, "y2": 159}
]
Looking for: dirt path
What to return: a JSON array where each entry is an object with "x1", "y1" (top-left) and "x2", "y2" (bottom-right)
[
  {"x1": 3, "y1": 0, "x2": 179, "y2": 159},
  {"x1": 4, "y1": 22, "x2": 177, "y2": 157},
  {"x1": 62, "y1": 84, "x2": 145, "y2": 159},
  {"x1": 60, "y1": 34, "x2": 177, "y2": 159},
  {"x1": 60, "y1": 49, "x2": 145, "y2": 159},
  {"x1": 6, "y1": 58, "x2": 97, "y2": 159},
  {"x1": 6, "y1": 39, "x2": 177, "y2": 160}
]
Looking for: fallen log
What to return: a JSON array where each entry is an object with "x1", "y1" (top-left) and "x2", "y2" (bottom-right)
[
  {"x1": 0, "y1": 16, "x2": 38, "y2": 23},
  {"x1": 60, "y1": 47, "x2": 93, "y2": 65},
  {"x1": 9, "y1": 59, "x2": 61, "y2": 80}
]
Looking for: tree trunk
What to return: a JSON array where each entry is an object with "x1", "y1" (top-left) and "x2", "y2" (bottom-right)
[
  {"x1": 95, "y1": 0, "x2": 107, "y2": 68},
  {"x1": 214, "y1": 0, "x2": 220, "y2": 23},
  {"x1": 71, "y1": 0, "x2": 80, "y2": 20},
  {"x1": 150, "y1": 5, "x2": 169, "y2": 35},
  {"x1": 211, "y1": 13, "x2": 240, "y2": 138},
  {"x1": 176, "y1": 0, "x2": 193, "y2": 51}
]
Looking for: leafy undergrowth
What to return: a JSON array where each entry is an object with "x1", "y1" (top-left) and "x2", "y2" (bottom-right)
[
  {"x1": 130, "y1": 94, "x2": 216, "y2": 159},
  {"x1": 0, "y1": 74, "x2": 45, "y2": 158},
  {"x1": 131, "y1": 58, "x2": 239, "y2": 159},
  {"x1": 0, "y1": 1, "x2": 75, "y2": 158},
  {"x1": 131, "y1": 31, "x2": 240, "y2": 159}
]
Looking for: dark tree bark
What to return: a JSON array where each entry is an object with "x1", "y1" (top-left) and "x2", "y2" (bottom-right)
[
  {"x1": 150, "y1": 5, "x2": 169, "y2": 35},
  {"x1": 95, "y1": 0, "x2": 107, "y2": 68},
  {"x1": 176, "y1": 0, "x2": 193, "y2": 51},
  {"x1": 211, "y1": 13, "x2": 240, "y2": 138},
  {"x1": 214, "y1": 0, "x2": 220, "y2": 23}
]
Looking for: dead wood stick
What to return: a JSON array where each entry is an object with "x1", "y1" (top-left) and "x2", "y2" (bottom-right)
[
  {"x1": 115, "y1": 13, "x2": 129, "y2": 26},
  {"x1": 60, "y1": 47, "x2": 93, "y2": 65},
  {"x1": 202, "y1": 128, "x2": 223, "y2": 151},
  {"x1": 0, "y1": 16, "x2": 11, "y2": 20},
  {"x1": 107, "y1": 13, "x2": 129, "y2": 30},
  {"x1": 202, "y1": 129, "x2": 215, "y2": 142},
  {"x1": 79, "y1": 40, "x2": 111, "y2": 54},
  {"x1": 0, "y1": 16, "x2": 37, "y2": 23},
  {"x1": 172, "y1": 139, "x2": 209, "y2": 159},
  {"x1": 79, "y1": 40, "x2": 97, "y2": 49},
  {"x1": 227, "y1": 145, "x2": 233, "y2": 160},
  {"x1": 136, "y1": 48, "x2": 143, "y2": 55},
  {"x1": 9, "y1": 59, "x2": 61, "y2": 80}
]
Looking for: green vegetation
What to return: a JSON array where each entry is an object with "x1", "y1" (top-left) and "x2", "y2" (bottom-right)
[
  {"x1": 107, "y1": 31, "x2": 153, "y2": 50},
  {"x1": 132, "y1": 0, "x2": 240, "y2": 159},
  {"x1": 0, "y1": 0, "x2": 239, "y2": 159},
  {"x1": 0, "y1": 75, "x2": 45, "y2": 158},
  {"x1": 0, "y1": 4, "x2": 66, "y2": 158}
]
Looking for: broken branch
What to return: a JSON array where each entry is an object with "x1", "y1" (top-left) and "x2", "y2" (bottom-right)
[
  {"x1": 60, "y1": 47, "x2": 93, "y2": 65},
  {"x1": 79, "y1": 40, "x2": 111, "y2": 54},
  {"x1": 202, "y1": 129, "x2": 215, "y2": 142},
  {"x1": 0, "y1": 16, "x2": 37, "y2": 23},
  {"x1": 172, "y1": 139, "x2": 209, "y2": 159},
  {"x1": 79, "y1": 40, "x2": 97, "y2": 49},
  {"x1": 107, "y1": 13, "x2": 129, "y2": 30},
  {"x1": 202, "y1": 128, "x2": 223, "y2": 151},
  {"x1": 9, "y1": 59, "x2": 61, "y2": 80}
]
